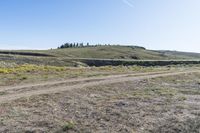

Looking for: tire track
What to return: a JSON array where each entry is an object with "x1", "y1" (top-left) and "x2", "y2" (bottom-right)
[{"x1": 0, "y1": 70, "x2": 198, "y2": 104}]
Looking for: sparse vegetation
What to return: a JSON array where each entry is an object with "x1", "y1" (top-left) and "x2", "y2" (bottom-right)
[
  {"x1": 0, "y1": 62, "x2": 175, "y2": 86},
  {"x1": 1, "y1": 0, "x2": 199, "y2": 132},
  {"x1": 0, "y1": 71, "x2": 200, "y2": 132},
  {"x1": 1, "y1": 46, "x2": 200, "y2": 63},
  {"x1": 0, "y1": 46, "x2": 200, "y2": 132}
]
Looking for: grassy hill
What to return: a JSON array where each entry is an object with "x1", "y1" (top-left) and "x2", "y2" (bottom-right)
[
  {"x1": 0, "y1": 45, "x2": 200, "y2": 67},
  {"x1": 157, "y1": 50, "x2": 200, "y2": 59},
  {"x1": 1, "y1": 45, "x2": 200, "y2": 59},
  {"x1": 50, "y1": 46, "x2": 168, "y2": 60}
]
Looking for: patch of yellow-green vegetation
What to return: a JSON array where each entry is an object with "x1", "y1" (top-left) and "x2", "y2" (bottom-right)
[
  {"x1": 0, "y1": 64, "x2": 66, "y2": 74},
  {"x1": 62, "y1": 120, "x2": 75, "y2": 131},
  {"x1": 94, "y1": 65, "x2": 162, "y2": 73},
  {"x1": 0, "y1": 64, "x2": 170, "y2": 86},
  {"x1": 156, "y1": 88, "x2": 177, "y2": 97},
  {"x1": 177, "y1": 96, "x2": 187, "y2": 101},
  {"x1": 0, "y1": 64, "x2": 161, "y2": 74},
  {"x1": 97, "y1": 65, "x2": 141, "y2": 72}
]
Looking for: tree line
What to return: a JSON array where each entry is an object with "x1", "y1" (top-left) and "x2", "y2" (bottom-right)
[
  {"x1": 58, "y1": 42, "x2": 111, "y2": 49},
  {"x1": 58, "y1": 42, "x2": 146, "y2": 50}
]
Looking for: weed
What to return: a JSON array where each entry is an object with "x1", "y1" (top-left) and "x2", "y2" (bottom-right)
[
  {"x1": 177, "y1": 96, "x2": 187, "y2": 101},
  {"x1": 62, "y1": 121, "x2": 75, "y2": 131}
]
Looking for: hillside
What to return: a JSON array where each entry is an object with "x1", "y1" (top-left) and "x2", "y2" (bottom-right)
[
  {"x1": 157, "y1": 50, "x2": 200, "y2": 59},
  {"x1": 50, "y1": 46, "x2": 166, "y2": 60},
  {"x1": 0, "y1": 46, "x2": 200, "y2": 67},
  {"x1": 1, "y1": 45, "x2": 200, "y2": 60}
]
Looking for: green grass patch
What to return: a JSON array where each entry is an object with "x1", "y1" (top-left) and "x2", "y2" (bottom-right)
[{"x1": 62, "y1": 121, "x2": 75, "y2": 131}]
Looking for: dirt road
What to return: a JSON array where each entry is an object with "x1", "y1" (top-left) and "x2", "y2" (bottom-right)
[{"x1": 0, "y1": 70, "x2": 198, "y2": 104}]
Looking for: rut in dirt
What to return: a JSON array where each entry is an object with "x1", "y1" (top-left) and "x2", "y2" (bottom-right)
[{"x1": 0, "y1": 70, "x2": 198, "y2": 104}]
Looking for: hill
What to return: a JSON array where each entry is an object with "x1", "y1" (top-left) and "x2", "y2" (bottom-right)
[
  {"x1": 157, "y1": 50, "x2": 200, "y2": 59},
  {"x1": 0, "y1": 45, "x2": 200, "y2": 66},
  {"x1": 1, "y1": 45, "x2": 200, "y2": 59}
]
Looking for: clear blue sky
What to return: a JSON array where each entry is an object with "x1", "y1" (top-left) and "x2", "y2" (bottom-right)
[{"x1": 0, "y1": 0, "x2": 200, "y2": 52}]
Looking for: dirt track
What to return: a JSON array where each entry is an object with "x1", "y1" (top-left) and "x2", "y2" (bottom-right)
[
  {"x1": 0, "y1": 70, "x2": 198, "y2": 104},
  {"x1": 0, "y1": 69, "x2": 200, "y2": 133}
]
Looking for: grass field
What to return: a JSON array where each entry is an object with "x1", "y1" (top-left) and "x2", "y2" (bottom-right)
[
  {"x1": 0, "y1": 45, "x2": 200, "y2": 132},
  {"x1": 0, "y1": 62, "x2": 175, "y2": 86},
  {"x1": 0, "y1": 68, "x2": 200, "y2": 132}
]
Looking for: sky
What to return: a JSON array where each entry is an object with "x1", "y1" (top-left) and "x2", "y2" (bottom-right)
[{"x1": 0, "y1": 0, "x2": 200, "y2": 52}]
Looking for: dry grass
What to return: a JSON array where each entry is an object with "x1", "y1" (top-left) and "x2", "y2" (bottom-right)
[
  {"x1": 0, "y1": 64, "x2": 172, "y2": 86},
  {"x1": 0, "y1": 70, "x2": 200, "y2": 132}
]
